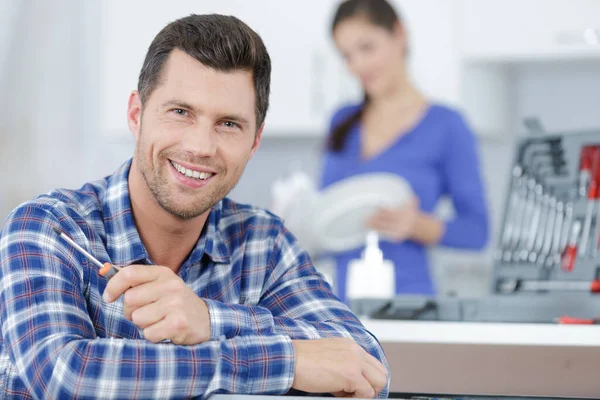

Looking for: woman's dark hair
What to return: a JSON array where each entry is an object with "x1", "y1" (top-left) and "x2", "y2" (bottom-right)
[{"x1": 328, "y1": 0, "x2": 401, "y2": 152}]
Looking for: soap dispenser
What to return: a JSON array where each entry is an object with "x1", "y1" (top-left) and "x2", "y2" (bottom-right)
[{"x1": 346, "y1": 231, "x2": 395, "y2": 300}]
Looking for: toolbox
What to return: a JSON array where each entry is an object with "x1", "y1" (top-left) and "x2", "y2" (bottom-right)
[{"x1": 351, "y1": 127, "x2": 600, "y2": 324}]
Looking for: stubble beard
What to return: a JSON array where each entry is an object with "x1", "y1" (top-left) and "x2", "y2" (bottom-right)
[{"x1": 135, "y1": 129, "x2": 234, "y2": 220}]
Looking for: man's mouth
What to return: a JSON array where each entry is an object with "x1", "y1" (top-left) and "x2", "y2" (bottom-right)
[{"x1": 169, "y1": 160, "x2": 215, "y2": 180}]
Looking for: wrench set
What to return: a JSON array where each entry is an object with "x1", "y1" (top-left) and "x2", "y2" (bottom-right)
[{"x1": 494, "y1": 131, "x2": 600, "y2": 296}]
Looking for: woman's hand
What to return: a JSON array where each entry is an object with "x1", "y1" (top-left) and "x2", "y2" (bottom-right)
[{"x1": 366, "y1": 197, "x2": 420, "y2": 242}]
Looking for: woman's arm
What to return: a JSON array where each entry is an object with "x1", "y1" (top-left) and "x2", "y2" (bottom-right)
[{"x1": 434, "y1": 111, "x2": 490, "y2": 250}]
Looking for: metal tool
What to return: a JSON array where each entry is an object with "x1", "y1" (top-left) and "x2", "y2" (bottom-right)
[
  {"x1": 508, "y1": 172, "x2": 531, "y2": 261},
  {"x1": 556, "y1": 316, "x2": 600, "y2": 325},
  {"x1": 594, "y1": 207, "x2": 600, "y2": 258},
  {"x1": 516, "y1": 177, "x2": 538, "y2": 261},
  {"x1": 579, "y1": 147, "x2": 600, "y2": 257},
  {"x1": 561, "y1": 220, "x2": 582, "y2": 272},
  {"x1": 538, "y1": 196, "x2": 557, "y2": 267},
  {"x1": 592, "y1": 164, "x2": 600, "y2": 259},
  {"x1": 547, "y1": 200, "x2": 565, "y2": 268},
  {"x1": 559, "y1": 201, "x2": 574, "y2": 252},
  {"x1": 498, "y1": 277, "x2": 600, "y2": 294},
  {"x1": 523, "y1": 183, "x2": 544, "y2": 262},
  {"x1": 498, "y1": 165, "x2": 525, "y2": 262},
  {"x1": 53, "y1": 227, "x2": 120, "y2": 279},
  {"x1": 531, "y1": 193, "x2": 550, "y2": 263},
  {"x1": 579, "y1": 146, "x2": 592, "y2": 197}
]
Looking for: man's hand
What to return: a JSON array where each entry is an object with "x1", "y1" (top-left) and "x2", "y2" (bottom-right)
[
  {"x1": 366, "y1": 197, "x2": 420, "y2": 242},
  {"x1": 292, "y1": 338, "x2": 388, "y2": 398},
  {"x1": 102, "y1": 265, "x2": 211, "y2": 345}
]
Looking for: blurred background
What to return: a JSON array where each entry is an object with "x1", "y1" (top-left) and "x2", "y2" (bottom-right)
[{"x1": 1, "y1": 0, "x2": 599, "y2": 297}]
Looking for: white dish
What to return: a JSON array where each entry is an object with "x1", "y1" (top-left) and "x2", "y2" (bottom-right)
[{"x1": 313, "y1": 173, "x2": 414, "y2": 252}]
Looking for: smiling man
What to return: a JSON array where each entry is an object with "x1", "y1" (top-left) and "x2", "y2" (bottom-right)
[{"x1": 0, "y1": 13, "x2": 389, "y2": 400}]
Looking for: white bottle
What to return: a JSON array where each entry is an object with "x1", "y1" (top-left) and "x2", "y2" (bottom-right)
[{"x1": 346, "y1": 231, "x2": 395, "y2": 300}]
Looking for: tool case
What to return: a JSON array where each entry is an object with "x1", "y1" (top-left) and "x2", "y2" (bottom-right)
[{"x1": 351, "y1": 128, "x2": 600, "y2": 323}]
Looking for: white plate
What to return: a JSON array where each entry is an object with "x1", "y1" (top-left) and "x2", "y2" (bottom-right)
[{"x1": 313, "y1": 173, "x2": 413, "y2": 252}]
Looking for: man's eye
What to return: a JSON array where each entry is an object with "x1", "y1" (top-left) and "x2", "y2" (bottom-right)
[
  {"x1": 172, "y1": 109, "x2": 188, "y2": 116},
  {"x1": 222, "y1": 121, "x2": 238, "y2": 129}
]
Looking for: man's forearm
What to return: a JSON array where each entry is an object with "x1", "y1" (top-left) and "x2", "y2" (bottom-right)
[
  {"x1": 205, "y1": 299, "x2": 276, "y2": 339},
  {"x1": 15, "y1": 333, "x2": 295, "y2": 399},
  {"x1": 204, "y1": 298, "x2": 389, "y2": 398}
]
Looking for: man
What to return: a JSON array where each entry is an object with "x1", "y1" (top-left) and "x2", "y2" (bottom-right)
[{"x1": 0, "y1": 13, "x2": 389, "y2": 400}]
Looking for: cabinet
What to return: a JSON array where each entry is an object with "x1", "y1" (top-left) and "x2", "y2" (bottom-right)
[{"x1": 459, "y1": 0, "x2": 600, "y2": 63}]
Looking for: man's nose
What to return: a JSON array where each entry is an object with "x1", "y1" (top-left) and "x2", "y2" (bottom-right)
[{"x1": 182, "y1": 121, "x2": 218, "y2": 158}]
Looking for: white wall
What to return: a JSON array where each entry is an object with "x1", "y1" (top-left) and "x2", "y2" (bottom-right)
[{"x1": 514, "y1": 60, "x2": 600, "y2": 134}]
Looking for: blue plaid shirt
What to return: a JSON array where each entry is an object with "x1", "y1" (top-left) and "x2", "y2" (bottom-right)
[{"x1": 0, "y1": 159, "x2": 389, "y2": 399}]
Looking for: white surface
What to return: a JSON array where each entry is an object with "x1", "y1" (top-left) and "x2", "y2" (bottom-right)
[
  {"x1": 313, "y1": 173, "x2": 413, "y2": 252},
  {"x1": 361, "y1": 318, "x2": 600, "y2": 346},
  {"x1": 461, "y1": 64, "x2": 514, "y2": 137},
  {"x1": 459, "y1": 0, "x2": 600, "y2": 63}
]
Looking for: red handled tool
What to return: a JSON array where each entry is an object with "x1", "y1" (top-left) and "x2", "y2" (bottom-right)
[
  {"x1": 579, "y1": 146, "x2": 593, "y2": 197},
  {"x1": 556, "y1": 316, "x2": 600, "y2": 325},
  {"x1": 561, "y1": 220, "x2": 582, "y2": 272},
  {"x1": 579, "y1": 147, "x2": 600, "y2": 257}
]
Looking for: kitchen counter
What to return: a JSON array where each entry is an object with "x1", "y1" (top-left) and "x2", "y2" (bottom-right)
[
  {"x1": 360, "y1": 319, "x2": 600, "y2": 398},
  {"x1": 361, "y1": 318, "x2": 600, "y2": 346}
]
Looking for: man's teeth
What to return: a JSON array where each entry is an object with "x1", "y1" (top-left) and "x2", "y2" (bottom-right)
[{"x1": 170, "y1": 160, "x2": 214, "y2": 180}]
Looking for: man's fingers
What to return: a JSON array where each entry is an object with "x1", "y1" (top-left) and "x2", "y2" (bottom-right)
[
  {"x1": 122, "y1": 281, "x2": 164, "y2": 319},
  {"x1": 143, "y1": 318, "x2": 174, "y2": 343},
  {"x1": 130, "y1": 300, "x2": 166, "y2": 329},
  {"x1": 103, "y1": 265, "x2": 161, "y2": 303},
  {"x1": 363, "y1": 351, "x2": 389, "y2": 378},
  {"x1": 361, "y1": 362, "x2": 387, "y2": 397},
  {"x1": 349, "y1": 376, "x2": 376, "y2": 399},
  {"x1": 331, "y1": 391, "x2": 352, "y2": 398}
]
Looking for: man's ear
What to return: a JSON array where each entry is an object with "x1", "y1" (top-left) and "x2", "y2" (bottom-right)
[
  {"x1": 127, "y1": 90, "x2": 143, "y2": 140},
  {"x1": 250, "y1": 123, "x2": 264, "y2": 157}
]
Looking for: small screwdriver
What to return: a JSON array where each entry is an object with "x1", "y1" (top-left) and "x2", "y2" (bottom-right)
[{"x1": 53, "y1": 227, "x2": 121, "y2": 279}]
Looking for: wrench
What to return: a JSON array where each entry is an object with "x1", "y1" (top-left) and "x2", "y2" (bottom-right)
[
  {"x1": 530, "y1": 193, "x2": 550, "y2": 263},
  {"x1": 522, "y1": 183, "x2": 544, "y2": 262},
  {"x1": 547, "y1": 200, "x2": 564, "y2": 268},
  {"x1": 538, "y1": 196, "x2": 557, "y2": 267},
  {"x1": 497, "y1": 165, "x2": 524, "y2": 261},
  {"x1": 516, "y1": 178, "x2": 538, "y2": 261}
]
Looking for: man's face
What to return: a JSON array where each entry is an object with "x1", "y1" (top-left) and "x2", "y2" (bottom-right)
[{"x1": 128, "y1": 49, "x2": 262, "y2": 220}]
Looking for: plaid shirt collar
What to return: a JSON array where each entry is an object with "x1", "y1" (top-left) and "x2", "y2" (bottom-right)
[{"x1": 102, "y1": 158, "x2": 231, "y2": 267}]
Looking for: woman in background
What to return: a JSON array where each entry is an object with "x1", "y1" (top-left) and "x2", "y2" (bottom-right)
[{"x1": 320, "y1": 0, "x2": 490, "y2": 302}]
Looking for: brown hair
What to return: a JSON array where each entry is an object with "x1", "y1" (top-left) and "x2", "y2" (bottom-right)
[
  {"x1": 137, "y1": 14, "x2": 271, "y2": 129},
  {"x1": 328, "y1": 0, "x2": 401, "y2": 152}
]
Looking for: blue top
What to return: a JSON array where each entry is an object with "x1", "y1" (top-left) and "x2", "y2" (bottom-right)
[{"x1": 319, "y1": 103, "x2": 489, "y2": 301}]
